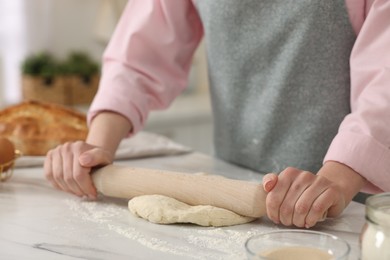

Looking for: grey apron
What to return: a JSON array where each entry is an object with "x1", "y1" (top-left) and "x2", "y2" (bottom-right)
[{"x1": 195, "y1": 0, "x2": 356, "y2": 173}]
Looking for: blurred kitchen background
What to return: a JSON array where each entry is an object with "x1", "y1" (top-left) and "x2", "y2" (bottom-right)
[{"x1": 0, "y1": 0, "x2": 213, "y2": 154}]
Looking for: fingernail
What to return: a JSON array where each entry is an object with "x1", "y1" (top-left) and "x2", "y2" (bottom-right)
[
  {"x1": 305, "y1": 223, "x2": 312, "y2": 229},
  {"x1": 264, "y1": 180, "x2": 273, "y2": 191},
  {"x1": 319, "y1": 211, "x2": 328, "y2": 221},
  {"x1": 79, "y1": 154, "x2": 92, "y2": 165}
]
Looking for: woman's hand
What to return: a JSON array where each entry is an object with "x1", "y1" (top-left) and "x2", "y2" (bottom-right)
[
  {"x1": 44, "y1": 111, "x2": 133, "y2": 199},
  {"x1": 262, "y1": 162, "x2": 365, "y2": 228},
  {"x1": 44, "y1": 141, "x2": 113, "y2": 199}
]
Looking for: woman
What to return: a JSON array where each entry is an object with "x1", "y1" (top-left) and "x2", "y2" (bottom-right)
[{"x1": 45, "y1": 0, "x2": 390, "y2": 228}]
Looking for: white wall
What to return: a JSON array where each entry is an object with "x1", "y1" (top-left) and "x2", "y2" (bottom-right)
[
  {"x1": 0, "y1": 0, "x2": 124, "y2": 106},
  {"x1": 0, "y1": 0, "x2": 208, "y2": 107},
  {"x1": 0, "y1": 0, "x2": 26, "y2": 107},
  {"x1": 24, "y1": 0, "x2": 106, "y2": 60}
]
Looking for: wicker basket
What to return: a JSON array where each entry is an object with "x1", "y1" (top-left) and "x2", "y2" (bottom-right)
[
  {"x1": 22, "y1": 74, "x2": 99, "y2": 106},
  {"x1": 22, "y1": 75, "x2": 71, "y2": 105},
  {"x1": 69, "y1": 74, "x2": 99, "y2": 105}
]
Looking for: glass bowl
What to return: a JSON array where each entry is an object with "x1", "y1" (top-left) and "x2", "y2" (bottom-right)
[{"x1": 245, "y1": 229, "x2": 350, "y2": 260}]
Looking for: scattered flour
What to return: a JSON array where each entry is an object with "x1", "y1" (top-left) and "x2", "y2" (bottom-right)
[
  {"x1": 64, "y1": 198, "x2": 275, "y2": 259},
  {"x1": 65, "y1": 199, "x2": 125, "y2": 224},
  {"x1": 106, "y1": 224, "x2": 193, "y2": 257}
]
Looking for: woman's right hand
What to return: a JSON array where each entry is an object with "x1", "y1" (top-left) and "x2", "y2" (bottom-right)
[{"x1": 44, "y1": 141, "x2": 113, "y2": 199}]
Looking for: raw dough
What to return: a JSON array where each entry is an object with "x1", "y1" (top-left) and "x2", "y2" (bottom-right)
[{"x1": 128, "y1": 194, "x2": 256, "y2": 227}]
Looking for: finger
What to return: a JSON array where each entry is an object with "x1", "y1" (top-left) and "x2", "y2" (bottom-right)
[
  {"x1": 73, "y1": 153, "x2": 97, "y2": 200},
  {"x1": 44, "y1": 150, "x2": 61, "y2": 190},
  {"x1": 262, "y1": 173, "x2": 278, "y2": 192},
  {"x1": 304, "y1": 188, "x2": 334, "y2": 228},
  {"x1": 266, "y1": 167, "x2": 299, "y2": 224},
  {"x1": 61, "y1": 144, "x2": 84, "y2": 197},
  {"x1": 279, "y1": 171, "x2": 314, "y2": 226},
  {"x1": 291, "y1": 176, "x2": 330, "y2": 228},
  {"x1": 51, "y1": 148, "x2": 70, "y2": 192},
  {"x1": 79, "y1": 148, "x2": 112, "y2": 168}
]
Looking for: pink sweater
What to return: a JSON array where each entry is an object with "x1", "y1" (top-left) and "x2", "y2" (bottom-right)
[{"x1": 89, "y1": 0, "x2": 390, "y2": 193}]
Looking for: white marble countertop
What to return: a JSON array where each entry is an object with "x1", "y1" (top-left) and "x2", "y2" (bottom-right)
[{"x1": 1, "y1": 152, "x2": 365, "y2": 259}]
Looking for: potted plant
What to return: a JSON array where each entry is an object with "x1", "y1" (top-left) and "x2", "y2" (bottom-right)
[
  {"x1": 21, "y1": 52, "x2": 70, "y2": 105},
  {"x1": 21, "y1": 51, "x2": 100, "y2": 106},
  {"x1": 61, "y1": 51, "x2": 100, "y2": 105}
]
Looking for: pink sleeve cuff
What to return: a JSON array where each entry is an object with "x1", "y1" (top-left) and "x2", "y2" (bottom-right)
[
  {"x1": 324, "y1": 131, "x2": 390, "y2": 193},
  {"x1": 87, "y1": 62, "x2": 146, "y2": 136}
]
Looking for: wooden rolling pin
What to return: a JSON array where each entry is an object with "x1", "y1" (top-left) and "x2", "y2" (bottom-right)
[{"x1": 92, "y1": 165, "x2": 267, "y2": 218}]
